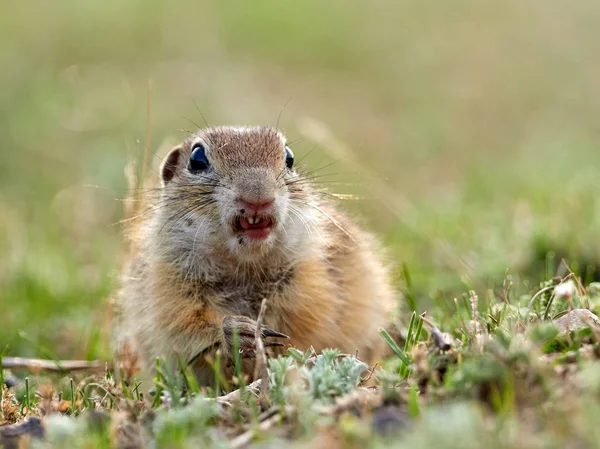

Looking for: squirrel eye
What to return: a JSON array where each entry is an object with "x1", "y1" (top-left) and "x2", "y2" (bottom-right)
[
  {"x1": 189, "y1": 143, "x2": 210, "y2": 171},
  {"x1": 285, "y1": 146, "x2": 294, "y2": 169}
]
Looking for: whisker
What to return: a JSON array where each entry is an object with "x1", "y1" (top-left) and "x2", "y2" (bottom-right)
[
  {"x1": 286, "y1": 137, "x2": 305, "y2": 147},
  {"x1": 291, "y1": 146, "x2": 317, "y2": 170},
  {"x1": 312, "y1": 191, "x2": 364, "y2": 202},
  {"x1": 288, "y1": 205, "x2": 313, "y2": 239},
  {"x1": 278, "y1": 174, "x2": 338, "y2": 190},
  {"x1": 186, "y1": 214, "x2": 211, "y2": 281},
  {"x1": 216, "y1": 141, "x2": 231, "y2": 151},
  {"x1": 165, "y1": 197, "x2": 216, "y2": 231},
  {"x1": 122, "y1": 186, "x2": 218, "y2": 231},
  {"x1": 287, "y1": 179, "x2": 358, "y2": 188},
  {"x1": 296, "y1": 159, "x2": 341, "y2": 178},
  {"x1": 284, "y1": 173, "x2": 341, "y2": 186},
  {"x1": 291, "y1": 199, "x2": 356, "y2": 244},
  {"x1": 125, "y1": 181, "x2": 223, "y2": 198},
  {"x1": 182, "y1": 116, "x2": 203, "y2": 131},
  {"x1": 116, "y1": 192, "x2": 212, "y2": 220},
  {"x1": 192, "y1": 99, "x2": 211, "y2": 128},
  {"x1": 275, "y1": 168, "x2": 287, "y2": 183},
  {"x1": 158, "y1": 199, "x2": 217, "y2": 235},
  {"x1": 112, "y1": 190, "x2": 211, "y2": 226},
  {"x1": 276, "y1": 97, "x2": 292, "y2": 130},
  {"x1": 320, "y1": 192, "x2": 363, "y2": 201}
]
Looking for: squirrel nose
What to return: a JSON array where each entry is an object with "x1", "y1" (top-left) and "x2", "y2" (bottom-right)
[{"x1": 238, "y1": 198, "x2": 275, "y2": 214}]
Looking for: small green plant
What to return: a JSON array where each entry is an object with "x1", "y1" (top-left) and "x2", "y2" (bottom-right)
[
  {"x1": 268, "y1": 355, "x2": 295, "y2": 407},
  {"x1": 379, "y1": 311, "x2": 424, "y2": 378},
  {"x1": 153, "y1": 395, "x2": 219, "y2": 446},
  {"x1": 4, "y1": 276, "x2": 600, "y2": 448},
  {"x1": 302, "y1": 349, "x2": 368, "y2": 401}
]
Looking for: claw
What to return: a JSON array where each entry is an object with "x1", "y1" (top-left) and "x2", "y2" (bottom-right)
[
  {"x1": 220, "y1": 315, "x2": 288, "y2": 361},
  {"x1": 261, "y1": 327, "x2": 290, "y2": 339}
]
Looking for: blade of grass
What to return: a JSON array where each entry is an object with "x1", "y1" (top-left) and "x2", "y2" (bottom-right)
[
  {"x1": 404, "y1": 312, "x2": 417, "y2": 353},
  {"x1": 152, "y1": 358, "x2": 164, "y2": 408},
  {"x1": 413, "y1": 314, "x2": 424, "y2": 347},
  {"x1": 70, "y1": 378, "x2": 76, "y2": 415},
  {"x1": 133, "y1": 381, "x2": 143, "y2": 401},
  {"x1": 379, "y1": 328, "x2": 411, "y2": 366},
  {"x1": 177, "y1": 355, "x2": 201, "y2": 397},
  {"x1": 543, "y1": 292, "x2": 557, "y2": 321},
  {"x1": 0, "y1": 345, "x2": 7, "y2": 421},
  {"x1": 402, "y1": 263, "x2": 417, "y2": 312},
  {"x1": 408, "y1": 383, "x2": 420, "y2": 417},
  {"x1": 207, "y1": 351, "x2": 231, "y2": 395},
  {"x1": 24, "y1": 377, "x2": 30, "y2": 415}
]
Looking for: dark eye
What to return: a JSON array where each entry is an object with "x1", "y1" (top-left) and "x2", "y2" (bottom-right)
[
  {"x1": 189, "y1": 143, "x2": 210, "y2": 172},
  {"x1": 285, "y1": 146, "x2": 294, "y2": 169}
]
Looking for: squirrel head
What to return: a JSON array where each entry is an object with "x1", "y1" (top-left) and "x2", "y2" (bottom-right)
[{"x1": 153, "y1": 126, "x2": 322, "y2": 265}]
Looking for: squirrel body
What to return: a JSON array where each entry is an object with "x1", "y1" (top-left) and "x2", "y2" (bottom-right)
[{"x1": 116, "y1": 126, "x2": 396, "y2": 385}]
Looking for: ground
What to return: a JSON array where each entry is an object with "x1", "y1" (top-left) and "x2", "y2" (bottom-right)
[{"x1": 2, "y1": 1, "x2": 600, "y2": 447}]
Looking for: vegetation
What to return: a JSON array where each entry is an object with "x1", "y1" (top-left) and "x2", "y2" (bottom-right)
[
  {"x1": 2, "y1": 0, "x2": 600, "y2": 447},
  {"x1": 3, "y1": 280, "x2": 600, "y2": 448}
]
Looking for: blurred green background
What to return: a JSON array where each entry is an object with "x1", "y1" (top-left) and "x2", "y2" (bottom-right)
[{"x1": 2, "y1": 0, "x2": 600, "y2": 359}]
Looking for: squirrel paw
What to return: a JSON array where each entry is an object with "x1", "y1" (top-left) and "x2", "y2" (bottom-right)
[{"x1": 221, "y1": 315, "x2": 289, "y2": 357}]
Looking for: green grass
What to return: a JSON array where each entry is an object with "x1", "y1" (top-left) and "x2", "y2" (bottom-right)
[
  {"x1": 3, "y1": 281, "x2": 600, "y2": 448},
  {"x1": 3, "y1": 0, "x2": 600, "y2": 447}
]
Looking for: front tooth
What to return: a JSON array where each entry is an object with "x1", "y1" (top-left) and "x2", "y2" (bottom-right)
[{"x1": 248, "y1": 216, "x2": 255, "y2": 225}]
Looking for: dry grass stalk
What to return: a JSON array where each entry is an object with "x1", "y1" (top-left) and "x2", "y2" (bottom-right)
[
  {"x1": 1, "y1": 357, "x2": 108, "y2": 374},
  {"x1": 469, "y1": 290, "x2": 480, "y2": 350},
  {"x1": 253, "y1": 299, "x2": 270, "y2": 400}
]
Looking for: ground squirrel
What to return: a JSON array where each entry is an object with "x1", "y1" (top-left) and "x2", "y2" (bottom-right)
[{"x1": 115, "y1": 125, "x2": 396, "y2": 386}]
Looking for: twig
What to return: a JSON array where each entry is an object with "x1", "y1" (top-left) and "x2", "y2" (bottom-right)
[
  {"x1": 214, "y1": 360, "x2": 296, "y2": 406},
  {"x1": 469, "y1": 290, "x2": 479, "y2": 349},
  {"x1": 214, "y1": 379, "x2": 262, "y2": 406},
  {"x1": 502, "y1": 269, "x2": 525, "y2": 329},
  {"x1": 230, "y1": 407, "x2": 289, "y2": 449},
  {"x1": 253, "y1": 298, "x2": 269, "y2": 399},
  {"x1": 526, "y1": 286, "x2": 554, "y2": 318},
  {"x1": 418, "y1": 313, "x2": 436, "y2": 330},
  {"x1": 359, "y1": 362, "x2": 378, "y2": 385},
  {"x1": 1, "y1": 357, "x2": 109, "y2": 374}
]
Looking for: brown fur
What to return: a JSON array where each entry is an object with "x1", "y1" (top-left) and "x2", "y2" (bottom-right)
[{"x1": 114, "y1": 125, "x2": 397, "y2": 387}]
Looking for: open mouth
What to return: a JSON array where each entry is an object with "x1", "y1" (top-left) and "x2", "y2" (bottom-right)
[{"x1": 233, "y1": 215, "x2": 274, "y2": 241}]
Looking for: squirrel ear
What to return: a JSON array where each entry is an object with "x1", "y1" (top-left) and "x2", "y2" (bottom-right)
[{"x1": 160, "y1": 146, "x2": 182, "y2": 186}]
